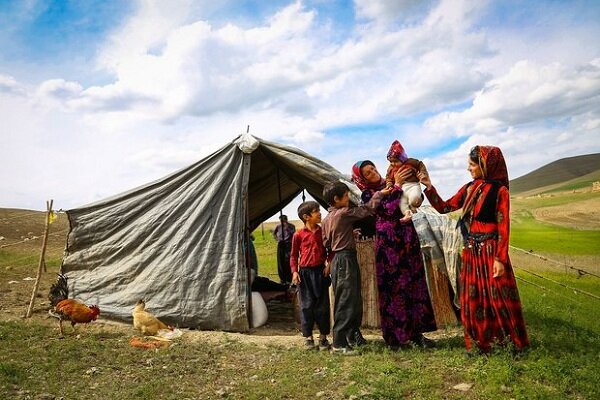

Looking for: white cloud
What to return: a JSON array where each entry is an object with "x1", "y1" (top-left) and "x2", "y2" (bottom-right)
[
  {"x1": 286, "y1": 129, "x2": 325, "y2": 146},
  {"x1": 0, "y1": 74, "x2": 26, "y2": 96},
  {"x1": 425, "y1": 59, "x2": 600, "y2": 136},
  {"x1": 25, "y1": 0, "x2": 493, "y2": 130},
  {"x1": 37, "y1": 79, "x2": 83, "y2": 98}
]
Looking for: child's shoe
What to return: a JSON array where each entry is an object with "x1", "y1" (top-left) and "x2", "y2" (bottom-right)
[
  {"x1": 318, "y1": 337, "x2": 330, "y2": 351},
  {"x1": 347, "y1": 330, "x2": 368, "y2": 347},
  {"x1": 304, "y1": 337, "x2": 316, "y2": 350},
  {"x1": 330, "y1": 346, "x2": 357, "y2": 356}
]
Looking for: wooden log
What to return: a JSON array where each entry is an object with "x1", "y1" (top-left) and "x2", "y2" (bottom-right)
[
  {"x1": 356, "y1": 238, "x2": 380, "y2": 328},
  {"x1": 25, "y1": 199, "x2": 53, "y2": 318}
]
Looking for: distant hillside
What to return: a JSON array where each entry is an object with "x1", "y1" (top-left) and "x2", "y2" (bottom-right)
[{"x1": 510, "y1": 153, "x2": 600, "y2": 194}]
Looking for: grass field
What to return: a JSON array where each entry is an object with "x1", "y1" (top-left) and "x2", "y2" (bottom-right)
[
  {"x1": 510, "y1": 211, "x2": 600, "y2": 255},
  {"x1": 510, "y1": 193, "x2": 600, "y2": 256},
  {"x1": 1, "y1": 201, "x2": 600, "y2": 399}
]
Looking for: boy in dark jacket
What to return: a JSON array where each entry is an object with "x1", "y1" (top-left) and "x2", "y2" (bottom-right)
[{"x1": 321, "y1": 181, "x2": 389, "y2": 354}]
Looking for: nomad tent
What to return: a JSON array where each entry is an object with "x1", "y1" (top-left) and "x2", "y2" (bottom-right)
[{"x1": 61, "y1": 134, "x2": 361, "y2": 331}]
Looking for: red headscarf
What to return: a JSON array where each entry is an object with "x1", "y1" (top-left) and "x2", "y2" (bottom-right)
[
  {"x1": 460, "y1": 145, "x2": 509, "y2": 230},
  {"x1": 352, "y1": 160, "x2": 385, "y2": 192},
  {"x1": 387, "y1": 140, "x2": 408, "y2": 163},
  {"x1": 477, "y1": 145, "x2": 509, "y2": 189}
]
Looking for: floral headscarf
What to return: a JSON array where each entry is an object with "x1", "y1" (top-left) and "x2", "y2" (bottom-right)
[
  {"x1": 351, "y1": 160, "x2": 385, "y2": 192},
  {"x1": 387, "y1": 140, "x2": 408, "y2": 163}
]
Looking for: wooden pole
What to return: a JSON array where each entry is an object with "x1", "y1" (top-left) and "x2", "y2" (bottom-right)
[{"x1": 25, "y1": 199, "x2": 53, "y2": 318}]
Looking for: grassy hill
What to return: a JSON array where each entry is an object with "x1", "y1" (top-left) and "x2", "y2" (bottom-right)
[{"x1": 510, "y1": 153, "x2": 600, "y2": 195}]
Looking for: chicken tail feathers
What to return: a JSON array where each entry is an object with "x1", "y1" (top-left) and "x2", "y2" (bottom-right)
[{"x1": 48, "y1": 274, "x2": 69, "y2": 306}]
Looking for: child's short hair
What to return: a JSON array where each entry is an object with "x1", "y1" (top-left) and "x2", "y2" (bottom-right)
[
  {"x1": 297, "y1": 201, "x2": 320, "y2": 222},
  {"x1": 323, "y1": 181, "x2": 349, "y2": 206}
]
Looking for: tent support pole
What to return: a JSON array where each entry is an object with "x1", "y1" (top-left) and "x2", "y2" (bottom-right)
[
  {"x1": 276, "y1": 168, "x2": 283, "y2": 218},
  {"x1": 26, "y1": 199, "x2": 53, "y2": 318},
  {"x1": 243, "y1": 153, "x2": 253, "y2": 330}
]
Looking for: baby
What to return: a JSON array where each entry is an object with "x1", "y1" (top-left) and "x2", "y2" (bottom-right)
[{"x1": 385, "y1": 140, "x2": 427, "y2": 222}]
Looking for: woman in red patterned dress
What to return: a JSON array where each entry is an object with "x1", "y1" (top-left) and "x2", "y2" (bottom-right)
[{"x1": 418, "y1": 145, "x2": 529, "y2": 354}]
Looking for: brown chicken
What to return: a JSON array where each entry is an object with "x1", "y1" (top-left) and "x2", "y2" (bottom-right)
[
  {"x1": 132, "y1": 299, "x2": 170, "y2": 336},
  {"x1": 48, "y1": 274, "x2": 101, "y2": 336}
]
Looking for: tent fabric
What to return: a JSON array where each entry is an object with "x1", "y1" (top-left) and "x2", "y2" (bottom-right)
[{"x1": 61, "y1": 134, "x2": 358, "y2": 331}]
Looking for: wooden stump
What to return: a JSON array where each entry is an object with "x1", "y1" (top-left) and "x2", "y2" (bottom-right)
[
  {"x1": 356, "y1": 238, "x2": 380, "y2": 328},
  {"x1": 421, "y1": 245, "x2": 458, "y2": 328}
]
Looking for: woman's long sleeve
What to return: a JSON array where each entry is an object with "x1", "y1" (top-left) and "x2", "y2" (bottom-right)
[
  {"x1": 424, "y1": 184, "x2": 468, "y2": 214},
  {"x1": 495, "y1": 186, "x2": 510, "y2": 265},
  {"x1": 362, "y1": 187, "x2": 403, "y2": 218}
]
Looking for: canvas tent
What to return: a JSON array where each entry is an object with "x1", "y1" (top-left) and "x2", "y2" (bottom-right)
[{"x1": 61, "y1": 134, "x2": 362, "y2": 331}]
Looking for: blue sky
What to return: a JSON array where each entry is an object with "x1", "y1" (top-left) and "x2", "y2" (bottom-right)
[{"x1": 1, "y1": 0, "x2": 599, "y2": 218}]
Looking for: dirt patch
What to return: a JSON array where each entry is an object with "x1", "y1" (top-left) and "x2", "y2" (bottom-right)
[
  {"x1": 533, "y1": 197, "x2": 600, "y2": 230},
  {"x1": 1, "y1": 287, "x2": 460, "y2": 349}
]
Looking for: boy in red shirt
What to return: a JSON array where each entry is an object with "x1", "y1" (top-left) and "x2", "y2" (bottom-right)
[{"x1": 290, "y1": 201, "x2": 331, "y2": 351}]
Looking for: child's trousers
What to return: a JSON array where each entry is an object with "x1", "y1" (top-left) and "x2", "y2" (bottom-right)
[
  {"x1": 298, "y1": 265, "x2": 331, "y2": 337},
  {"x1": 400, "y1": 181, "x2": 423, "y2": 215},
  {"x1": 330, "y1": 250, "x2": 362, "y2": 348}
]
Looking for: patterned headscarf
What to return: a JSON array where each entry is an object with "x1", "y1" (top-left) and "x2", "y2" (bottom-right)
[
  {"x1": 387, "y1": 140, "x2": 408, "y2": 163},
  {"x1": 352, "y1": 160, "x2": 385, "y2": 192},
  {"x1": 459, "y1": 145, "x2": 509, "y2": 236},
  {"x1": 477, "y1": 145, "x2": 509, "y2": 189}
]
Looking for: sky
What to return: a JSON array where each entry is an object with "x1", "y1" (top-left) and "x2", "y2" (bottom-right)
[{"x1": 1, "y1": 0, "x2": 599, "y2": 220}]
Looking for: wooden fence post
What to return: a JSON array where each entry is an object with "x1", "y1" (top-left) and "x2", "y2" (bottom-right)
[{"x1": 25, "y1": 200, "x2": 53, "y2": 318}]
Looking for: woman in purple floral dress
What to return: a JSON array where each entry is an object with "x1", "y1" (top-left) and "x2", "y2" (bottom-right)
[{"x1": 352, "y1": 159, "x2": 437, "y2": 348}]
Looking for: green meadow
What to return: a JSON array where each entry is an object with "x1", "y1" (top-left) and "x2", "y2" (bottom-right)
[
  {"x1": 1, "y1": 199, "x2": 599, "y2": 399},
  {"x1": 511, "y1": 193, "x2": 600, "y2": 255}
]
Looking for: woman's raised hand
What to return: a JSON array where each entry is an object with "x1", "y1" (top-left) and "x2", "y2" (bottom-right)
[
  {"x1": 380, "y1": 186, "x2": 393, "y2": 196},
  {"x1": 394, "y1": 168, "x2": 412, "y2": 187},
  {"x1": 417, "y1": 169, "x2": 432, "y2": 189}
]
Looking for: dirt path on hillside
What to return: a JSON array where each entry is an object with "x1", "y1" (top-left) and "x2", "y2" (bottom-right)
[{"x1": 532, "y1": 197, "x2": 600, "y2": 230}]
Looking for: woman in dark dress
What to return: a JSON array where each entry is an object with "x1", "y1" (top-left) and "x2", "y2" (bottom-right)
[
  {"x1": 352, "y1": 160, "x2": 437, "y2": 348},
  {"x1": 419, "y1": 145, "x2": 529, "y2": 353}
]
